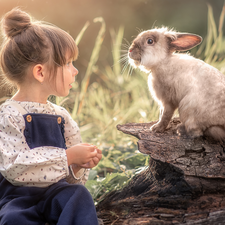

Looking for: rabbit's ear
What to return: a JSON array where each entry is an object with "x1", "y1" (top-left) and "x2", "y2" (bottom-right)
[{"x1": 168, "y1": 33, "x2": 202, "y2": 51}]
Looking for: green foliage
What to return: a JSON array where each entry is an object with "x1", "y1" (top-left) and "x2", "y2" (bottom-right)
[
  {"x1": 53, "y1": 4, "x2": 225, "y2": 203},
  {"x1": 55, "y1": 17, "x2": 157, "y2": 203},
  {"x1": 1, "y1": 4, "x2": 222, "y2": 204},
  {"x1": 85, "y1": 145, "x2": 149, "y2": 204},
  {"x1": 2, "y1": 3, "x2": 225, "y2": 204},
  {"x1": 58, "y1": 20, "x2": 159, "y2": 144},
  {"x1": 196, "y1": 4, "x2": 225, "y2": 72},
  {"x1": 82, "y1": 5, "x2": 225, "y2": 203},
  {"x1": 0, "y1": 1, "x2": 224, "y2": 207}
]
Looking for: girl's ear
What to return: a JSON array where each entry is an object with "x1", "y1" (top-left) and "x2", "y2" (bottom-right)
[
  {"x1": 169, "y1": 33, "x2": 202, "y2": 52},
  {"x1": 32, "y1": 64, "x2": 45, "y2": 83}
]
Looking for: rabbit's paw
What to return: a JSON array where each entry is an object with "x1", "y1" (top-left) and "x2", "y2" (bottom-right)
[{"x1": 150, "y1": 123, "x2": 166, "y2": 133}]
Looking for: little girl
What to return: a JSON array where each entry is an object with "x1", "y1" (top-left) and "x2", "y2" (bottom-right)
[{"x1": 0, "y1": 8, "x2": 102, "y2": 225}]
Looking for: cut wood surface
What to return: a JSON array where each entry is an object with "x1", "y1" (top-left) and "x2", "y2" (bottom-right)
[{"x1": 96, "y1": 118, "x2": 225, "y2": 225}]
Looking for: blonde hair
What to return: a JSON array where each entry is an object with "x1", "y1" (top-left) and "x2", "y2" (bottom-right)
[{"x1": 0, "y1": 7, "x2": 78, "y2": 86}]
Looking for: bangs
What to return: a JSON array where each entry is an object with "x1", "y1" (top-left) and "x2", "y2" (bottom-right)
[{"x1": 63, "y1": 32, "x2": 79, "y2": 62}]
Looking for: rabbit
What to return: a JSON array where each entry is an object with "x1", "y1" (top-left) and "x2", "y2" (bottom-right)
[{"x1": 128, "y1": 27, "x2": 225, "y2": 141}]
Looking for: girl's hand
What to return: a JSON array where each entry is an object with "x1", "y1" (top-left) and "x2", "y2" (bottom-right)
[
  {"x1": 66, "y1": 143, "x2": 98, "y2": 166},
  {"x1": 81, "y1": 148, "x2": 102, "y2": 168}
]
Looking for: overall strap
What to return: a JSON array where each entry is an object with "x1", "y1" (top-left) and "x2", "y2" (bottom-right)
[{"x1": 2, "y1": 100, "x2": 28, "y2": 115}]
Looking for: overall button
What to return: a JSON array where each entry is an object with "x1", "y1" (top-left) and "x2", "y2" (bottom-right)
[
  {"x1": 57, "y1": 117, "x2": 62, "y2": 124},
  {"x1": 26, "y1": 115, "x2": 32, "y2": 122}
]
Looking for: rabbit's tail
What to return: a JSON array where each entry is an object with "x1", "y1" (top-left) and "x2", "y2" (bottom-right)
[{"x1": 204, "y1": 125, "x2": 225, "y2": 141}]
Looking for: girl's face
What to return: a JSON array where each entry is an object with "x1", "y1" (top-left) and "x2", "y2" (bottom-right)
[{"x1": 54, "y1": 59, "x2": 78, "y2": 97}]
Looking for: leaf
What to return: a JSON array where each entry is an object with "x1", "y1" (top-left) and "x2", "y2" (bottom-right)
[
  {"x1": 75, "y1": 21, "x2": 90, "y2": 45},
  {"x1": 76, "y1": 17, "x2": 106, "y2": 115}
]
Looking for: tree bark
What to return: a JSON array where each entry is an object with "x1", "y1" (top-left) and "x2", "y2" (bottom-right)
[{"x1": 96, "y1": 118, "x2": 225, "y2": 225}]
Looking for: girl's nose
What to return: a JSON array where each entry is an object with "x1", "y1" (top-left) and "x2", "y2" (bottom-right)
[{"x1": 73, "y1": 67, "x2": 79, "y2": 77}]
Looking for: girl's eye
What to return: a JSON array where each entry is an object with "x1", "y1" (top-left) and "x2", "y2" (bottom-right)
[{"x1": 147, "y1": 39, "x2": 154, "y2": 45}]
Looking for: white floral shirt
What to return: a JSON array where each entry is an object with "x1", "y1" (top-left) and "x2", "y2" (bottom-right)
[{"x1": 0, "y1": 99, "x2": 88, "y2": 187}]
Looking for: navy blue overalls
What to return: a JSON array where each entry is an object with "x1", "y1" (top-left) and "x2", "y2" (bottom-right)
[{"x1": 0, "y1": 109, "x2": 98, "y2": 225}]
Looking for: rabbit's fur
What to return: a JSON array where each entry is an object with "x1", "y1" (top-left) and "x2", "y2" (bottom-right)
[{"x1": 128, "y1": 27, "x2": 225, "y2": 140}]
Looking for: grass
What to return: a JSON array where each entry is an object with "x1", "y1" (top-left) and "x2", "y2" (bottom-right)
[
  {"x1": 78, "y1": 4, "x2": 225, "y2": 204},
  {"x1": 196, "y1": 4, "x2": 225, "y2": 72},
  {"x1": 1, "y1": 4, "x2": 225, "y2": 205},
  {"x1": 57, "y1": 4, "x2": 225, "y2": 204},
  {"x1": 55, "y1": 18, "x2": 159, "y2": 204}
]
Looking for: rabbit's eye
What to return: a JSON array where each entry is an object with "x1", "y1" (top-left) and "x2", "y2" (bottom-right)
[{"x1": 147, "y1": 39, "x2": 154, "y2": 45}]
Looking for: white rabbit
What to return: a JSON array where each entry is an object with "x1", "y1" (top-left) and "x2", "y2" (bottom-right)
[{"x1": 128, "y1": 27, "x2": 225, "y2": 140}]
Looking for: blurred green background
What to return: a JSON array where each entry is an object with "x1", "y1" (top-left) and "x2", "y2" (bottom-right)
[
  {"x1": 1, "y1": 0, "x2": 225, "y2": 203},
  {"x1": 0, "y1": 0, "x2": 224, "y2": 80}
]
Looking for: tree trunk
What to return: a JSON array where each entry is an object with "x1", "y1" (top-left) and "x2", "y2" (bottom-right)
[{"x1": 96, "y1": 118, "x2": 225, "y2": 225}]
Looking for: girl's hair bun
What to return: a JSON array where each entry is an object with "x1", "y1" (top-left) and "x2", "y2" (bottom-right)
[{"x1": 1, "y1": 7, "x2": 32, "y2": 38}]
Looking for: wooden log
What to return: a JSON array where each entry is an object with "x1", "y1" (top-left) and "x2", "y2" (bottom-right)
[{"x1": 96, "y1": 118, "x2": 225, "y2": 224}]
